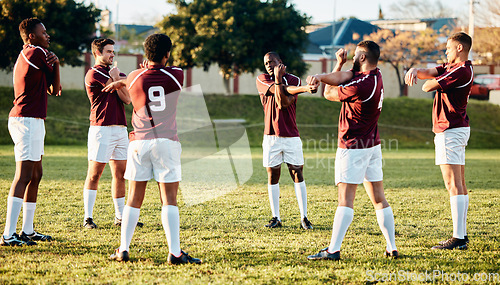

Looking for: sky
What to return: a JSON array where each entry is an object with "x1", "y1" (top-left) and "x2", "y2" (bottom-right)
[{"x1": 83, "y1": 0, "x2": 471, "y2": 26}]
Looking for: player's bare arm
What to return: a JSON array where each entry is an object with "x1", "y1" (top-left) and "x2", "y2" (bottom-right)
[
  {"x1": 102, "y1": 79, "x2": 127, "y2": 93},
  {"x1": 307, "y1": 70, "x2": 352, "y2": 101},
  {"x1": 273, "y1": 64, "x2": 295, "y2": 109},
  {"x1": 333, "y1": 48, "x2": 348, "y2": 72},
  {"x1": 47, "y1": 51, "x2": 61, "y2": 96},
  {"x1": 310, "y1": 71, "x2": 353, "y2": 87},
  {"x1": 285, "y1": 84, "x2": 318, "y2": 95},
  {"x1": 422, "y1": 78, "x2": 441, "y2": 92},
  {"x1": 405, "y1": 67, "x2": 439, "y2": 86},
  {"x1": 109, "y1": 67, "x2": 131, "y2": 105},
  {"x1": 310, "y1": 48, "x2": 349, "y2": 101},
  {"x1": 322, "y1": 85, "x2": 341, "y2": 101}
]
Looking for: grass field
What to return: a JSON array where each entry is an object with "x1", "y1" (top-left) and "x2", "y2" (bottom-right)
[
  {"x1": 0, "y1": 146, "x2": 499, "y2": 284},
  {"x1": 2, "y1": 87, "x2": 500, "y2": 149}
]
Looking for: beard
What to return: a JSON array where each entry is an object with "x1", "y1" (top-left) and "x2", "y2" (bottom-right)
[{"x1": 352, "y1": 59, "x2": 361, "y2": 72}]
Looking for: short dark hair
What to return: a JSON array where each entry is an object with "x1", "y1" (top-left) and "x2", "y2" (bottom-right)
[
  {"x1": 357, "y1": 40, "x2": 380, "y2": 64},
  {"x1": 19, "y1": 18, "x2": 42, "y2": 43},
  {"x1": 265, "y1": 51, "x2": 281, "y2": 61},
  {"x1": 449, "y1": 32, "x2": 472, "y2": 52},
  {"x1": 144, "y1": 34, "x2": 172, "y2": 62},
  {"x1": 91, "y1": 38, "x2": 115, "y2": 57}
]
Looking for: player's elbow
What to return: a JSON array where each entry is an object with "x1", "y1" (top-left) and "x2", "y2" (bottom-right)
[
  {"x1": 422, "y1": 83, "x2": 432, "y2": 93},
  {"x1": 323, "y1": 87, "x2": 340, "y2": 102},
  {"x1": 120, "y1": 95, "x2": 132, "y2": 105}
]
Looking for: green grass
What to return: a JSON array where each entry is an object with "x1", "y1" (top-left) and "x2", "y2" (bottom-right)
[
  {"x1": 1, "y1": 87, "x2": 500, "y2": 148},
  {"x1": 0, "y1": 146, "x2": 499, "y2": 284}
]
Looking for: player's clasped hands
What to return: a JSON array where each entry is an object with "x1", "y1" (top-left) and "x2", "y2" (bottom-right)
[
  {"x1": 102, "y1": 81, "x2": 125, "y2": 92},
  {"x1": 404, "y1": 68, "x2": 418, "y2": 86},
  {"x1": 306, "y1": 75, "x2": 320, "y2": 87},
  {"x1": 274, "y1": 63, "x2": 286, "y2": 78},
  {"x1": 335, "y1": 48, "x2": 347, "y2": 66},
  {"x1": 109, "y1": 66, "x2": 121, "y2": 81},
  {"x1": 46, "y1": 52, "x2": 59, "y2": 66}
]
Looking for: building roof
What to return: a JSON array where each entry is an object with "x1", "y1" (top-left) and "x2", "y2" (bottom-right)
[
  {"x1": 306, "y1": 18, "x2": 380, "y2": 55},
  {"x1": 369, "y1": 18, "x2": 457, "y2": 32}
]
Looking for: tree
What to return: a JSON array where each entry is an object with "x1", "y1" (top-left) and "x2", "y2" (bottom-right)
[
  {"x1": 158, "y1": 0, "x2": 309, "y2": 94},
  {"x1": 472, "y1": 27, "x2": 500, "y2": 65},
  {"x1": 388, "y1": 0, "x2": 450, "y2": 19},
  {"x1": 0, "y1": 0, "x2": 100, "y2": 70},
  {"x1": 466, "y1": 0, "x2": 500, "y2": 64},
  {"x1": 363, "y1": 28, "x2": 442, "y2": 97},
  {"x1": 472, "y1": 0, "x2": 500, "y2": 27}
]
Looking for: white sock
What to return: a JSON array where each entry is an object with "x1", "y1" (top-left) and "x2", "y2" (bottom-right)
[
  {"x1": 113, "y1": 197, "x2": 125, "y2": 220},
  {"x1": 294, "y1": 181, "x2": 307, "y2": 218},
  {"x1": 268, "y1": 183, "x2": 280, "y2": 220},
  {"x1": 376, "y1": 207, "x2": 397, "y2": 252},
  {"x1": 463, "y1": 194, "x2": 469, "y2": 237},
  {"x1": 328, "y1": 206, "x2": 354, "y2": 253},
  {"x1": 161, "y1": 205, "x2": 181, "y2": 257},
  {"x1": 83, "y1": 189, "x2": 97, "y2": 219},
  {"x1": 119, "y1": 205, "x2": 140, "y2": 252},
  {"x1": 21, "y1": 202, "x2": 37, "y2": 235},
  {"x1": 450, "y1": 195, "x2": 466, "y2": 239},
  {"x1": 3, "y1": 196, "x2": 23, "y2": 238}
]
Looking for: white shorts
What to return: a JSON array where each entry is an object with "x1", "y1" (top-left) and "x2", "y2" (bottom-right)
[
  {"x1": 262, "y1": 135, "x2": 304, "y2": 167},
  {"x1": 8, "y1": 117, "x2": 45, "y2": 162},
  {"x1": 434, "y1": 127, "x2": 470, "y2": 165},
  {"x1": 88, "y1": 126, "x2": 129, "y2": 163},
  {"x1": 124, "y1": 138, "x2": 182, "y2": 183},
  {"x1": 335, "y1": 144, "x2": 383, "y2": 185}
]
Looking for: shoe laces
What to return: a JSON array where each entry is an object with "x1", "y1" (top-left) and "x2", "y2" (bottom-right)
[
  {"x1": 303, "y1": 218, "x2": 312, "y2": 226},
  {"x1": 269, "y1": 217, "x2": 278, "y2": 223},
  {"x1": 442, "y1": 237, "x2": 457, "y2": 246}
]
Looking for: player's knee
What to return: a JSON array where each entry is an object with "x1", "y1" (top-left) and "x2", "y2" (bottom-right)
[
  {"x1": 111, "y1": 171, "x2": 125, "y2": 180},
  {"x1": 87, "y1": 172, "x2": 101, "y2": 183},
  {"x1": 31, "y1": 170, "x2": 43, "y2": 183}
]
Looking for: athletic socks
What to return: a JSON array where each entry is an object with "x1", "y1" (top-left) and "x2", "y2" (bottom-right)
[
  {"x1": 268, "y1": 183, "x2": 280, "y2": 220},
  {"x1": 161, "y1": 205, "x2": 181, "y2": 257},
  {"x1": 294, "y1": 181, "x2": 308, "y2": 218},
  {"x1": 119, "y1": 205, "x2": 140, "y2": 253},
  {"x1": 3, "y1": 196, "x2": 23, "y2": 238},
  {"x1": 463, "y1": 194, "x2": 469, "y2": 237},
  {"x1": 21, "y1": 202, "x2": 36, "y2": 235},
  {"x1": 328, "y1": 206, "x2": 354, "y2": 253},
  {"x1": 113, "y1": 197, "x2": 125, "y2": 220},
  {"x1": 83, "y1": 189, "x2": 97, "y2": 219},
  {"x1": 450, "y1": 195, "x2": 466, "y2": 239},
  {"x1": 376, "y1": 206, "x2": 397, "y2": 252}
]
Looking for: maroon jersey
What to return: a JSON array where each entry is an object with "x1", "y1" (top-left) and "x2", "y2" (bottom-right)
[
  {"x1": 256, "y1": 73, "x2": 301, "y2": 137},
  {"x1": 84, "y1": 65, "x2": 127, "y2": 126},
  {"x1": 433, "y1": 61, "x2": 473, "y2": 133},
  {"x1": 337, "y1": 68, "x2": 384, "y2": 149},
  {"x1": 10, "y1": 44, "x2": 54, "y2": 119},
  {"x1": 127, "y1": 64, "x2": 183, "y2": 141}
]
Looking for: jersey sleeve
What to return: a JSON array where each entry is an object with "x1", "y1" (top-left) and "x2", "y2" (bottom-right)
[
  {"x1": 436, "y1": 66, "x2": 472, "y2": 91},
  {"x1": 26, "y1": 48, "x2": 53, "y2": 73},
  {"x1": 286, "y1": 74, "x2": 301, "y2": 87},
  {"x1": 256, "y1": 74, "x2": 273, "y2": 96},
  {"x1": 435, "y1": 63, "x2": 446, "y2": 76},
  {"x1": 85, "y1": 69, "x2": 107, "y2": 88},
  {"x1": 171, "y1": 67, "x2": 184, "y2": 88},
  {"x1": 338, "y1": 82, "x2": 359, "y2": 102}
]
